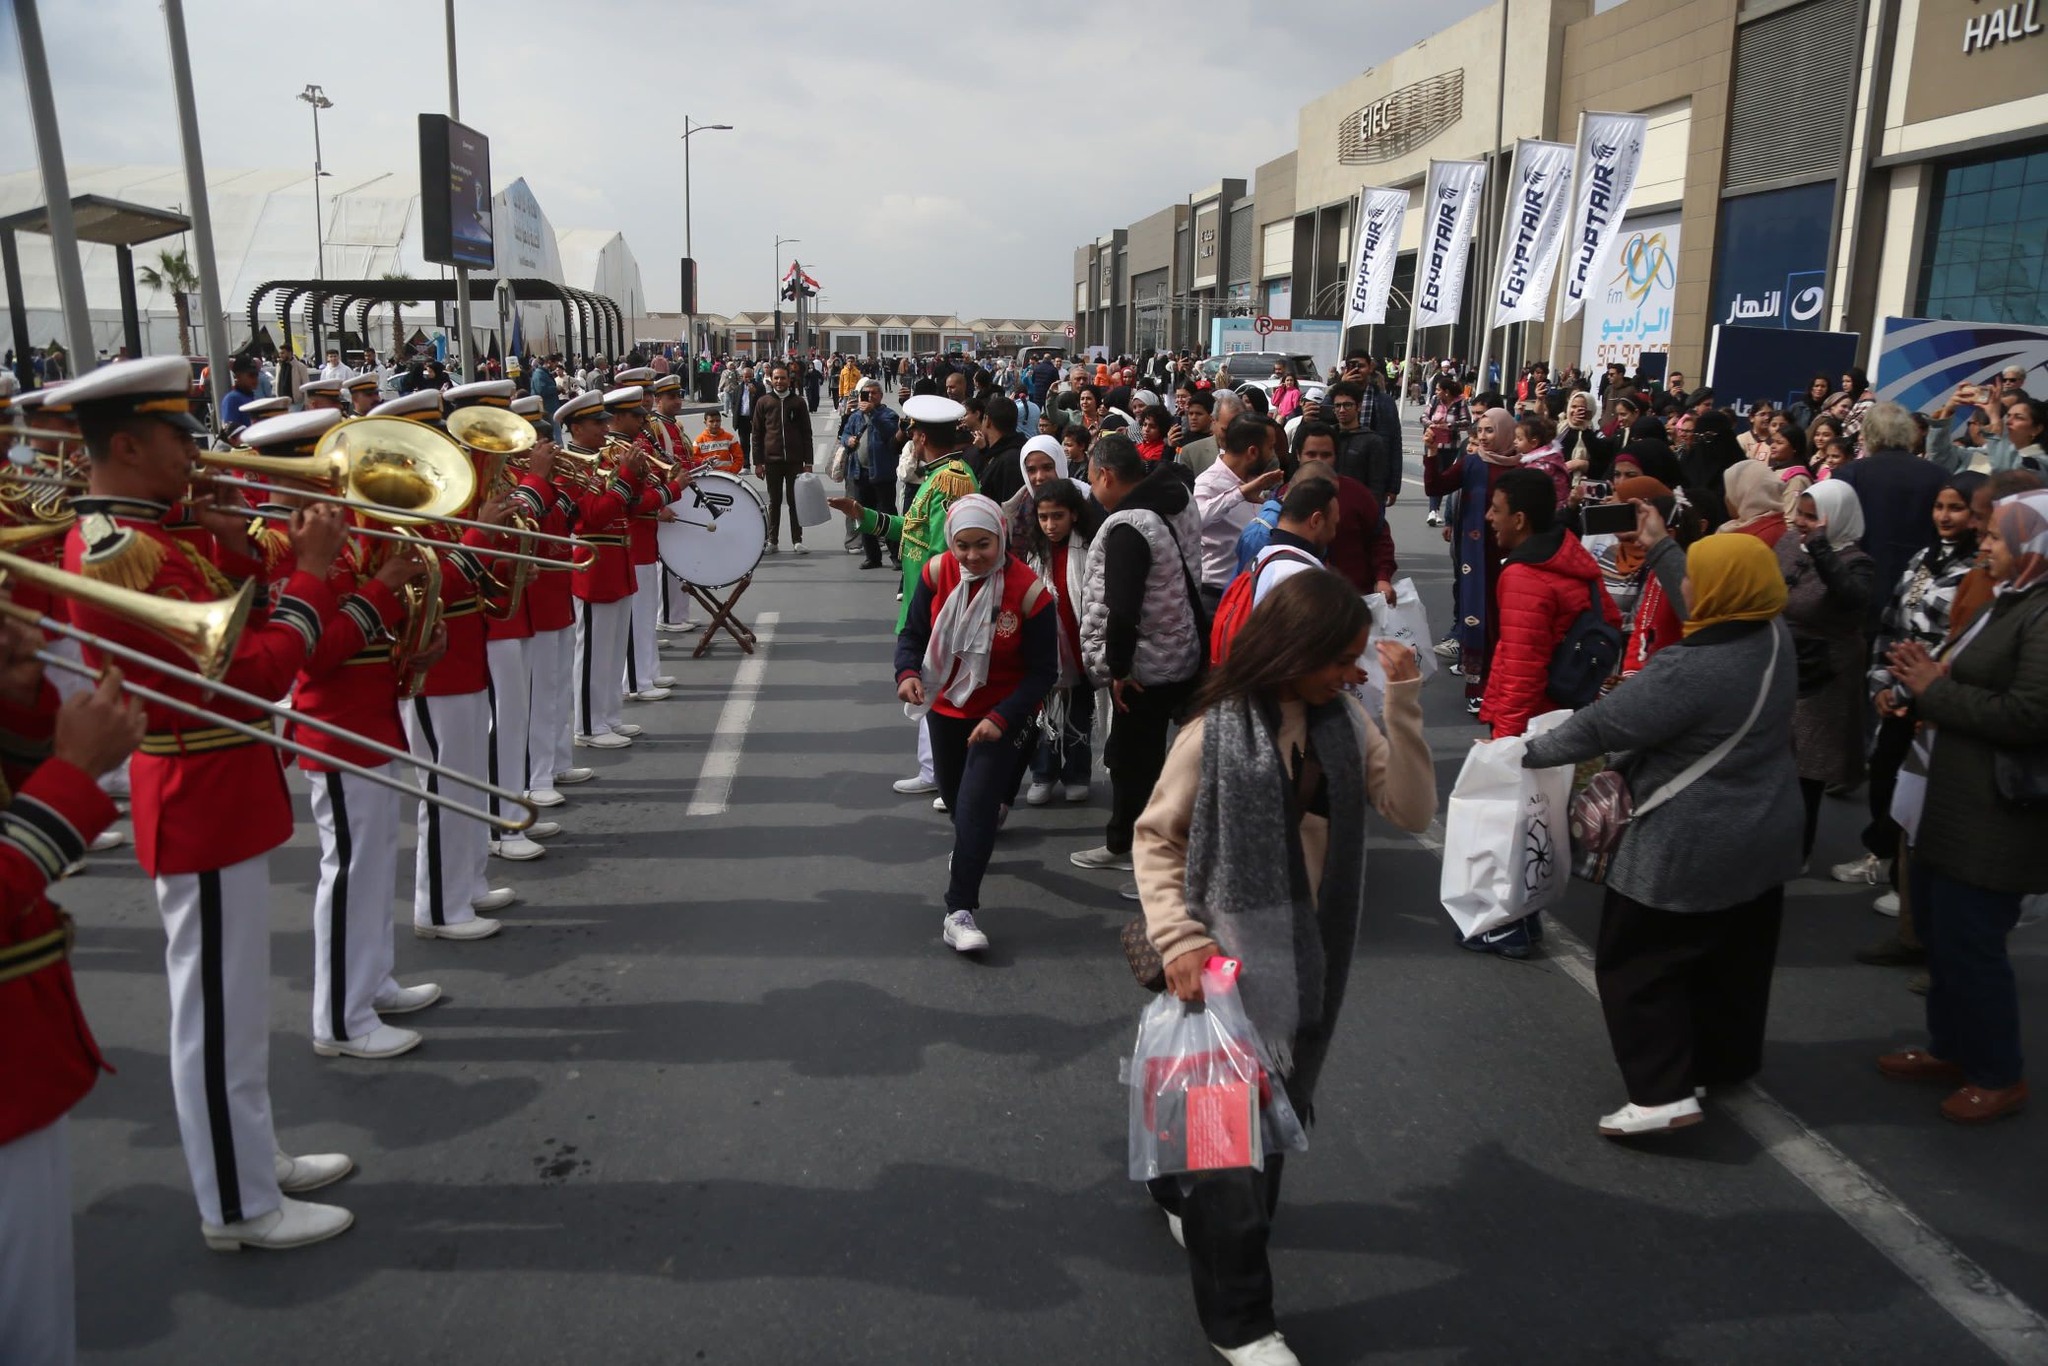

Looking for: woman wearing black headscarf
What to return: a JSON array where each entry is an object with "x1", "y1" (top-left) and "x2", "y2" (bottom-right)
[
  {"x1": 1612, "y1": 439, "x2": 1684, "y2": 490},
  {"x1": 1683, "y1": 410, "x2": 1746, "y2": 526}
]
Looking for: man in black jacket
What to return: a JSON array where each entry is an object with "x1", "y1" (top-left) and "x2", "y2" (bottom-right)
[
  {"x1": 971, "y1": 394, "x2": 1028, "y2": 505},
  {"x1": 750, "y1": 362, "x2": 814, "y2": 552},
  {"x1": 1327, "y1": 380, "x2": 1398, "y2": 504}
]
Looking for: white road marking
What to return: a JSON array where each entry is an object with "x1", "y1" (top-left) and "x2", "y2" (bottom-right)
[
  {"x1": 685, "y1": 611, "x2": 779, "y2": 816},
  {"x1": 1407, "y1": 820, "x2": 2048, "y2": 1363}
]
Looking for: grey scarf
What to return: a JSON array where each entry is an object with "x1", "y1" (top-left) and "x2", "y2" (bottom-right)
[{"x1": 1185, "y1": 695, "x2": 1368, "y2": 1109}]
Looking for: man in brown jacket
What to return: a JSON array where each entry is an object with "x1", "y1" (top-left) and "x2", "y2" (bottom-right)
[{"x1": 751, "y1": 362, "x2": 815, "y2": 552}]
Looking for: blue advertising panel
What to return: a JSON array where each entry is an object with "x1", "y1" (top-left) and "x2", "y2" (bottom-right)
[
  {"x1": 1710, "y1": 182, "x2": 1835, "y2": 332},
  {"x1": 1706, "y1": 324, "x2": 1860, "y2": 414},
  {"x1": 1874, "y1": 316, "x2": 2048, "y2": 415}
]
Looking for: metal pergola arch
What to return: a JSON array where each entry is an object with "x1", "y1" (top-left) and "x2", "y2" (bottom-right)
[{"x1": 243, "y1": 277, "x2": 627, "y2": 364}]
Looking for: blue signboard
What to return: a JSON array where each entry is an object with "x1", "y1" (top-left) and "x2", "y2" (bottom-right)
[
  {"x1": 1710, "y1": 182, "x2": 1835, "y2": 332},
  {"x1": 1706, "y1": 324, "x2": 1860, "y2": 415}
]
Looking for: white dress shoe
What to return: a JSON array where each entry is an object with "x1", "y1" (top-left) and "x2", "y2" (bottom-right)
[
  {"x1": 414, "y1": 916, "x2": 501, "y2": 940},
  {"x1": 612, "y1": 723, "x2": 645, "y2": 738},
  {"x1": 553, "y1": 767, "x2": 595, "y2": 785},
  {"x1": 576, "y1": 731, "x2": 632, "y2": 749},
  {"x1": 656, "y1": 621, "x2": 695, "y2": 634},
  {"x1": 472, "y1": 888, "x2": 518, "y2": 912},
  {"x1": 933, "y1": 795, "x2": 948, "y2": 812},
  {"x1": 1597, "y1": 1097, "x2": 1704, "y2": 1137},
  {"x1": 89, "y1": 828, "x2": 127, "y2": 852},
  {"x1": 527, "y1": 820, "x2": 562, "y2": 839},
  {"x1": 491, "y1": 835, "x2": 547, "y2": 861},
  {"x1": 651, "y1": 674, "x2": 679, "y2": 687},
  {"x1": 628, "y1": 687, "x2": 672, "y2": 702},
  {"x1": 373, "y1": 982, "x2": 442, "y2": 1014},
  {"x1": 313, "y1": 1023, "x2": 421, "y2": 1059},
  {"x1": 1214, "y1": 1332, "x2": 1300, "y2": 1365},
  {"x1": 892, "y1": 775, "x2": 937, "y2": 795},
  {"x1": 203, "y1": 1196, "x2": 354, "y2": 1252},
  {"x1": 526, "y1": 788, "x2": 566, "y2": 808},
  {"x1": 273, "y1": 1151, "x2": 353, "y2": 1193}
]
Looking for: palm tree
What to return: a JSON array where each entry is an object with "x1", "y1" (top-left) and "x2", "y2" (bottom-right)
[
  {"x1": 137, "y1": 248, "x2": 200, "y2": 356},
  {"x1": 380, "y1": 271, "x2": 419, "y2": 362}
]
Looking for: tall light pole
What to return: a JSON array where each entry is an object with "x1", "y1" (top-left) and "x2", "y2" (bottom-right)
[
  {"x1": 443, "y1": 0, "x2": 469, "y2": 375},
  {"x1": 773, "y1": 234, "x2": 799, "y2": 359},
  {"x1": 681, "y1": 116, "x2": 731, "y2": 364},
  {"x1": 298, "y1": 83, "x2": 333, "y2": 359}
]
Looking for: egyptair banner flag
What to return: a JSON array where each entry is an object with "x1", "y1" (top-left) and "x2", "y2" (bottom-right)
[
  {"x1": 1488, "y1": 139, "x2": 1577, "y2": 329},
  {"x1": 1559, "y1": 112, "x2": 1650, "y2": 323},
  {"x1": 1342, "y1": 187, "x2": 1410, "y2": 332},
  {"x1": 1413, "y1": 160, "x2": 1488, "y2": 330}
]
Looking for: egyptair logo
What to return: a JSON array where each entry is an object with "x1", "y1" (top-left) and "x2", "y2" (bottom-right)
[{"x1": 1590, "y1": 141, "x2": 1620, "y2": 160}]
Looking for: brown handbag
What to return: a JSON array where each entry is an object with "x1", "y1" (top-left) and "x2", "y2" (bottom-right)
[{"x1": 1120, "y1": 915, "x2": 1165, "y2": 992}]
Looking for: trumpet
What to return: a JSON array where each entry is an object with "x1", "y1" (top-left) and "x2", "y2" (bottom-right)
[
  {"x1": 0, "y1": 550, "x2": 536, "y2": 832},
  {"x1": 447, "y1": 407, "x2": 539, "y2": 620}
]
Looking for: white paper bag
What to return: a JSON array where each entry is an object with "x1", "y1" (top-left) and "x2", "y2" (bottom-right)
[
  {"x1": 1361, "y1": 577, "x2": 1437, "y2": 690},
  {"x1": 1439, "y1": 710, "x2": 1574, "y2": 939}
]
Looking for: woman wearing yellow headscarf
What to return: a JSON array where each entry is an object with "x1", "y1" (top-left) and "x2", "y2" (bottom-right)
[{"x1": 1522, "y1": 531, "x2": 1800, "y2": 1138}]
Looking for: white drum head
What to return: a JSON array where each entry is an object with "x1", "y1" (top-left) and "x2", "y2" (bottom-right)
[{"x1": 658, "y1": 473, "x2": 767, "y2": 588}]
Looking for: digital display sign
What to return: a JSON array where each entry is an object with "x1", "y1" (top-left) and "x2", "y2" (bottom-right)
[{"x1": 419, "y1": 113, "x2": 494, "y2": 270}]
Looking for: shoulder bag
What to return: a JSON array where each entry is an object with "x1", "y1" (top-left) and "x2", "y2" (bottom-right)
[{"x1": 1570, "y1": 626, "x2": 1780, "y2": 883}]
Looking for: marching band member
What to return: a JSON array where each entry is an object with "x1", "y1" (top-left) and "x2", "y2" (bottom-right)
[
  {"x1": 59, "y1": 356, "x2": 357, "y2": 1252},
  {"x1": 563, "y1": 390, "x2": 645, "y2": 748},
  {"x1": 649, "y1": 374, "x2": 698, "y2": 634},
  {"x1": 224, "y1": 395, "x2": 290, "y2": 445},
  {"x1": 300, "y1": 378, "x2": 346, "y2": 412},
  {"x1": 407, "y1": 382, "x2": 520, "y2": 935},
  {"x1": 510, "y1": 397, "x2": 595, "y2": 808},
  {"x1": 0, "y1": 617, "x2": 144, "y2": 1366},
  {"x1": 370, "y1": 388, "x2": 443, "y2": 424},
  {"x1": 238, "y1": 411, "x2": 443, "y2": 1059},
  {"x1": 607, "y1": 383, "x2": 678, "y2": 702},
  {"x1": 344, "y1": 372, "x2": 382, "y2": 416}
]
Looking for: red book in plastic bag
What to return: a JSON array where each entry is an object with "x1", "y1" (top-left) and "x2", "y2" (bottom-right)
[{"x1": 1184, "y1": 1081, "x2": 1259, "y2": 1170}]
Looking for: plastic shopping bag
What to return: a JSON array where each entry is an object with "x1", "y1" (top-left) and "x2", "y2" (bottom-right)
[
  {"x1": 1439, "y1": 709, "x2": 1574, "y2": 940},
  {"x1": 1362, "y1": 577, "x2": 1437, "y2": 689},
  {"x1": 1125, "y1": 957, "x2": 1308, "y2": 1181}
]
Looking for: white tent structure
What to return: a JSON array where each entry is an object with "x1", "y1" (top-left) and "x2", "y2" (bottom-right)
[{"x1": 0, "y1": 164, "x2": 645, "y2": 361}]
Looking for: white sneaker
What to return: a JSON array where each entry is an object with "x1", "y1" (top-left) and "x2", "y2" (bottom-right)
[
  {"x1": 203, "y1": 1196, "x2": 353, "y2": 1252},
  {"x1": 1433, "y1": 636, "x2": 1463, "y2": 660},
  {"x1": 1120, "y1": 882, "x2": 1141, "y2": 902},
  {"x1": 1064, "y1": 782, "x2": 1091, "y2": 803},
  {"x1": 932, "y1": 796, "x2": 948, "y2": 813},
  {"x1": 1165, "y1": 1209, "x2": 1185, "y2": 1248},
  {"x1": 628, "y1": 689, "x2": 671, "y2": 702},
  {"x1": 793, "y1": 543, "x2": 810, "y2": 555},
  {"x1": 1831, "y1": 853, "x2": 1885, "y2": 884},
  {"x1": 893, "y1": 775, "x2": 938, "y2": 795},
  {"x1": 1070, "y1": 845, "x2": 1133, "y2": 871},
  {"x1": 472, "y1": 888, "x2": 518, "y2": 912},
  {"x1": 89, "y1": 828, "x2": 127, "y2": 852},
  {"x1": 414, "y1": 916, "x2": 500, "y2": 941},
  {"x1": 553, "y1": 768, "x2": 596, "y2": 785},
  {"x1": 313, "y1": 1023, "x2": 421, "y2": 1059},
  {"x1": 526, "y1": 788, "x2": 566, "y2": 808},
  {"x1": 1426, "y1": 511, "x2": 1443, "y2": 527},
  {"x1": 1874, "y1": 891, "x2": 1901, "y2": 917},
  {"x1": 576, "y1": 732, "x2": 632, "y2": 749},
  {"x1": 373, "y1": 982, "x2": 442, "y2": 1014},
  {"x1": 526, "y1": 820, "x2": 562, "y2": 839},
  {"x1": 651, "y1": 674, "x2": 679, "y2": 687},
  {"x1": 612, "y1": 723, "x2": 645, "y2": 738},
  {"x1": 1025, "y1": 781, "x2": 1056, "y2": 806},
  {"x1": 491, "y1": 835, "x2": 546, "y2": 861},
  {"x1": 1597, "y1": 1097, "x2": 1704, "y2": 1137},
  {"x1": 1214, "y1": 1332, "x2": 1300, "y2": 1366},
  {"x1": 273, "y1": 1151, "x2": 353, "y2": 1193},
  {"x1": 942, "y1": 910, "x2": 989, "y2": 952}
]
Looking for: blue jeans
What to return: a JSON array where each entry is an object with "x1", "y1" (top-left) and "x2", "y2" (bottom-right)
[
  {"x1": 1029, "y1": 684, "x2": 1094, "y2": 787},
  {"x1": 1911, "y1": 863, "x2": 2025, "y2": 1088}
]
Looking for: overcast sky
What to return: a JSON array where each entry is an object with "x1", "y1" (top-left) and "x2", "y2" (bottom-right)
[{"x1": 3, "y1": 0, "x2": 1486, "y2": 320}]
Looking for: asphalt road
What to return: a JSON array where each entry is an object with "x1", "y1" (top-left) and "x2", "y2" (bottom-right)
[{"x1": 52, "y1": 410, "x2": 2047, "y2": 1365}]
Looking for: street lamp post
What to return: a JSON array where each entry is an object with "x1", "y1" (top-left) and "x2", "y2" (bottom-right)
[
  {"x1": 680, "y1": 116, "x2": 731, "y2": 367},
  {"x1": 773, "y1": 234, "x2": 799, "y2": 360},
  {"x1": 297, "y1": 83, "x2": 333, "y2": 360}
]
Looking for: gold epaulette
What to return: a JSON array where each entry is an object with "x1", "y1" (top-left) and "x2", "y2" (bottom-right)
[{"x1": 73, "y1": 512, "x2": 167, "y2": 593}]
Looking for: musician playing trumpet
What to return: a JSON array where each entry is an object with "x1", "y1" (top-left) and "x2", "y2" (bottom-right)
[
  {"x1": 562, "y1": 390, "x2": 646, "y2": 749},
  {"x1": 607, "y1": 382, "x2": 684, "y2": 702}
]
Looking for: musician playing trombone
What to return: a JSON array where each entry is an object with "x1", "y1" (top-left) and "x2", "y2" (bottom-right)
[
  {"x1": 607, "y1": 380, "x2": 681, "y2": 703},
  {"x1": 57, "y1": 356, "x2": 362, "y2": 1253}
]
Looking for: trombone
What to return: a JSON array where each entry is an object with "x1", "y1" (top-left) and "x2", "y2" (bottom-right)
[{"x1": 0, "y1": 550, "x2": 537, "y2": 833}]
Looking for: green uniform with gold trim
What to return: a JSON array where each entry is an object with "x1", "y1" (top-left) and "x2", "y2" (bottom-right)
[{"x1": 859, "y1": 452, "x2": 978, "y2": 631}]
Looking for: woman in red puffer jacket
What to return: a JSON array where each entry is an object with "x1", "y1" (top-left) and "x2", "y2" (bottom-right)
[{"x1": 1481, "y1": 468, "x2": 1621, "y2": 738}]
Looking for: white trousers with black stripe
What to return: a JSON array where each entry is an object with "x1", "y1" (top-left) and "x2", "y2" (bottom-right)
[
  {"x1": 659, "y1": 567, "x2": 695, "y2": 627},
  {"x1": 624, "y1": 562, "x2": 661, "y2": 694},
  {"x1": 155, "y1": 854, "x2": 282, "y2": 1227},
  {"x1": 403, "y1": 691, "x2": 491, "y2": 928},
  {"x1": 486, "y1": 637, "x2": 532, "y2": 820},
  {"x1": 526, "y1": 625, "x2": 576, "y2": 790},
  {"x1": 574, "y1": 598, "x2": 631, "y2": 737},
  {"x1": 0, "y1": 1117, "x2": 73, "y2": 1366},
  {"x1": 307, "y1": 765, "x2": 401, "y2": 1046}
]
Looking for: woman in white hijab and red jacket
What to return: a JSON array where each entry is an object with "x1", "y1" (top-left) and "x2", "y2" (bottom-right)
[{"x1": 895, "y1": 494, "x2": 1059, "y2": 953}]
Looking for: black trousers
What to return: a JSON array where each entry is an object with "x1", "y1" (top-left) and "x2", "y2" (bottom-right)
[
  {"x1": 760, "y1": 462, "x2": 803, "y2": 546},
  {"x1": 852, "y1": 472, "x2": 897, "y2": 563},
  {"x1": 1148, "y1": 1156, "x2": 1288, "y2": 1348},
  {"x1": 1595, "y1": 885, "x2": 1784, "y2": 1105},
  {"x1": 1860, "y1": 712, "x2": 1914, "y2": 875},
  {"x1": 927, "y1": 711, "x2": 1034, "y2": 912},
  {"x1": 1105, "y1": 675, "x2": 1195, "y2": 855}
]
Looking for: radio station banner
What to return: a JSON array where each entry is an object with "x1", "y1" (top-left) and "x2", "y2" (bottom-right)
[
  {"x1": 1558, "y1": 112, "x2": 1649, "y2": 322},
  {"x1": 1577, "y1": 211, "x2": 1681, "y2": 374},
  {"x1": 1342, "y1": 186, "x2": 1410, "y2": 333},
  {"x1": 1488, "y1": 139, "x2": 1576, "y2": 328},
  {"x1": 1414, "y1": 160, "x2": 1487, "y2": 330}
]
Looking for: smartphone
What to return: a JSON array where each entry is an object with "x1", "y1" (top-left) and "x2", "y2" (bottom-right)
[{"x1": 1582, "y1": 502, "x2": 1639, "y2": 536}]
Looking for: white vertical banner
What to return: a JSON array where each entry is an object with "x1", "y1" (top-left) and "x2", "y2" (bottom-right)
[
  {"x1": 1413, "y1": 159, "x2": 1488, "y2": 330},
  {"x1": 1558, "y1": 111, "x2": 1650, "y2": 323},
  {"x1": 1488, "y1": 139, "x2": 1576, "y2": 328},
  {"x1": 1342, "y1": 186, "x2": 1410, "y2": 332}
]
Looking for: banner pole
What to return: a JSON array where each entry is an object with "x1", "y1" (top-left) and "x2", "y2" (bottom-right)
[{"x1": 1550, "y1": 112, "x2": 1587, "y2": 375}]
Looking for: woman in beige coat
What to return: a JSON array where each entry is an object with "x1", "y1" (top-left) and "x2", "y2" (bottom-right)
[{"x1": 1133, "y1": 568, "x2": 1436, "y2": 1366}]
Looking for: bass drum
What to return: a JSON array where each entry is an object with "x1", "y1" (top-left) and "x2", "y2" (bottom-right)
[{"x1": 657, "y1": 472, "x2": 767, "y2": 589}]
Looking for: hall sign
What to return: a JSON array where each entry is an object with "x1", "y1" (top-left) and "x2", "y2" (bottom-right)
[
  {"x1": 1961, "y1": 0, "x2": 2042, "y2": 52},
  {"x1": 1338, "y1": 70, "x2": 1465, "y2": 166}
]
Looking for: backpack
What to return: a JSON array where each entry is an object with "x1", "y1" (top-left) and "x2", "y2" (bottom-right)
[
  {"x1": 1547, "y1": 580, "x2": 1623, "y2": 708},
  {"x1": 1209, "y1": 548, "x2": 1320, "y2": 664}
]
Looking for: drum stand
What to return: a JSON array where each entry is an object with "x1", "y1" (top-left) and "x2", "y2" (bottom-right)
[{"x1": 685, "y1": 575, "x2": 757, "y2": 656}]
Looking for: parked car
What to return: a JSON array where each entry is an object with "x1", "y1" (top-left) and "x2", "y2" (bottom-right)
[{"x1": 1211, "y1": 350, "x2": 1328, "y2": 406}]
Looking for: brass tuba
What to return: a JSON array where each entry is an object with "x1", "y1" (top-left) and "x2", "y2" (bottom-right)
[{"x1": 447, "y1": 406, "x2": 539, "y2": 621}]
